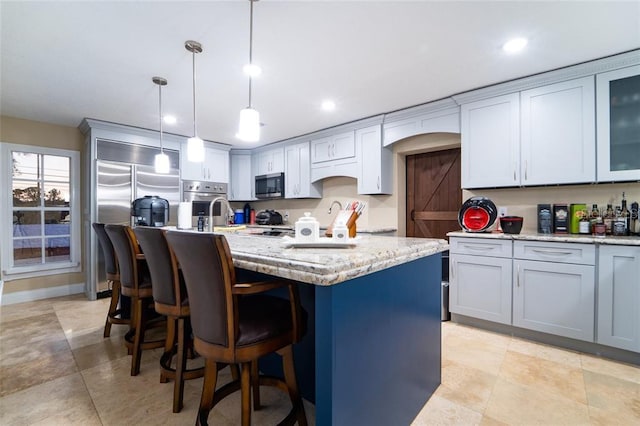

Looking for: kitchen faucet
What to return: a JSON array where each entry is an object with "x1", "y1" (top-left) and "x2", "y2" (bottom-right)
[
  {"x1": 328, "y1": 200, "x2": 343, "y2": 214},
  {"x1": 209, "y1": 197, "x2": 234, "y2": 232}
]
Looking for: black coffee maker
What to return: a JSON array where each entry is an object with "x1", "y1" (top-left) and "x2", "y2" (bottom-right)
[{"x1": 132, "y1": 196, "x2": 169, "y2": 227}]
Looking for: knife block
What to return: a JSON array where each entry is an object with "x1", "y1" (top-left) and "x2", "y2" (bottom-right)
[{"x1": 325, "y1": 210, "x2": 358, "y2": 238}]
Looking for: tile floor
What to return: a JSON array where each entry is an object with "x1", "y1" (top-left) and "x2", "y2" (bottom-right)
[{"x1": 0, "y1": 294, "x2": 638, "y2": 425}]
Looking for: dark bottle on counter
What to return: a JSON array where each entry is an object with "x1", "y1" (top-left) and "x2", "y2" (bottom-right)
[
  {"x1": 197, "y1": 214, "x2": 205, "y2": 232},
  {"x1": 631, "y1": 201, "x2": 639, "y2": 236},
  {"x1": 579, "y1": 210, "x2": 591, "y2": 234},
  {"x1": 590, "y1": 204, "x2": 599, "y2": 233},
  {"x1": 604, "y1": 204, "x2": 614, "y2": 235},
  {"x1": 620, "y1": 195, "x2": 630, "y2": 236},
  {"x1": 243, "y1": 203, "x2": 251, "y2": 225}
]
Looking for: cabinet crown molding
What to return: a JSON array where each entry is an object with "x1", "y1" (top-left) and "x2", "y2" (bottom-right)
[{"x1": 453, "y1": 49, "x2": 640, "y2": 104}]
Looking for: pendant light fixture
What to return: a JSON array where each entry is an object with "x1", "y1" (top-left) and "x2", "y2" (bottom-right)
[
  {"x1": 236, "y1": 0, "x2": 261, "y2": 142},
  {"x1": 185, "y1": 40, "x2": 205, "y2": 161},
  {"x1": 153, "y1": 76, "x2": 170, "y2": 174}
]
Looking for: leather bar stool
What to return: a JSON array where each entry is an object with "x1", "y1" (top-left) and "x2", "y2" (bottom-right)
[
  {"x1": 105, "y1": 224, "x2": 165, "y2": 376},
  {"x1": 133, "y1": 226, "x2": 205, "y2": 413},
  {"x1": 92, "y1": 222, "x2": 130, "y2": 337},
  {"x1": 166, "y1": 231, "x2": 307, "y2": 426}
]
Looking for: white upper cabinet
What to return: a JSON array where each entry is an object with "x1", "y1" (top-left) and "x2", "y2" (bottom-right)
[
  {"x1": 461, "y1": 77, "x2": 596, "y2": 189},
  {"x1": 181, "y1": 142, "x2": 229, "y2": 183},
  {"x1": 596, "y1": 65, "x2": 640, "y2": 182},
  {"x1": 461, "y1": 93, "x2": 520, "y2": 188},
  {"x1": 285, "y1": 142, "x2": 322, "y2": 199},
  {"x1": 229, "y1": 151, "x2": 254, "y2": 201},
  {"x1": 520, "y1": 76, "x2": 595, "y2": 185},
  {"x1": 356, "y1": 124, "x2": 392, "y2": 194},
  {"x1": 311, "y1": 131, "x2": 356, "y2": 165},
  {"x1": 253, "y1": 146, "x2": 284, "y2": 176}
]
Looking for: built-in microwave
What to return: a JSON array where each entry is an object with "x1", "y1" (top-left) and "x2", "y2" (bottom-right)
[{"x1": 255, "y1": 172, "x2": 284, "y2": 199}]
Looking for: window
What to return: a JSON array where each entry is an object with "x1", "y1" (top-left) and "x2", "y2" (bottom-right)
[{"x1": 2, "y1": 143, "x2": 80, "y2": 278}]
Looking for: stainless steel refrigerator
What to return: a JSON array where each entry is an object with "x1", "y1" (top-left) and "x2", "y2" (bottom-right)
[{"x1": 94, "y1": 140, "x2": 180, "y2": 294}]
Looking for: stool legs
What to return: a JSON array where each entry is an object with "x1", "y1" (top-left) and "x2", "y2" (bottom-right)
[{"x1": 280, "y1": 345, "x2": 307, "y2": 426}]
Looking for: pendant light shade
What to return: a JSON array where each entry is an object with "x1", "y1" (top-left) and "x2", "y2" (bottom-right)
[
  {"x1": 185, "y1": 40, "x2": 205, "y2": 161},
  {"x1": 237, "y1": 0, "x2": 260, "y2": 142},
  {"x1": 153, "y1": 76, "x2": 171, "y2": 174},
  {"x1": 237, "y1": 107, "x2": 260, "y2": 142}
]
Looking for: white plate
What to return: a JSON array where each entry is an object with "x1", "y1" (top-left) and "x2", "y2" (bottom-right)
[{"x1": 281, "y1": 236, "x2": 358, "y2": 248}]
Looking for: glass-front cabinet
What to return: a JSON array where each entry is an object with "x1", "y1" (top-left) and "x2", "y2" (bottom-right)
[{"x1": 597, "y1": 64, "x2": 640, "y2": 182}]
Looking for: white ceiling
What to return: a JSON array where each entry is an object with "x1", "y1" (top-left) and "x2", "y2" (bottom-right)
[{"x1": 1, "y1": 1, "x2": 639, "y2": 149}]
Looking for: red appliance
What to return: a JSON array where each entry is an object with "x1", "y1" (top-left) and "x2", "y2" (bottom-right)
[{"x1": 458, "y1": 197, "x2": 498, "y2": 232}]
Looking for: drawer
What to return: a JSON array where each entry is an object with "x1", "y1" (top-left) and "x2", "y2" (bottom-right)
[
  {"x1": 449, "y1": 237, "x2": 512, "y2": 258},
  {"x1": 514, "y1": 241, "x2": 595, "y2": 265}
]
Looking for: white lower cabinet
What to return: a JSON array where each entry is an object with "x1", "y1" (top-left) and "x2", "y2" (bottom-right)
[
  {"x1": 513, "y1": 241, "x2": 595, "y2": 342},
  {"x1": 597, "y1": 246, "x2": 640, "y2": 352},
  {"x1": 450, "y1": 238, "x2": 512, "y2": 324}
]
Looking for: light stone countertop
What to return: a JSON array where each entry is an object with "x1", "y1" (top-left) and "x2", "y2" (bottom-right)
[
  {"x1": 246, "y1": 224, "x2": 397, "y2": 234},
  {"x1": 447, "y1": 230, "x2": 640, "y2": 246},
  {"x1": 169, "y1": 229, "x2": 448, "y2": 286}
]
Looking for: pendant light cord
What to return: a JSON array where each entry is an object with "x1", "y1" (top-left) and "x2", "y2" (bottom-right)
[
  {"x1": 248, "y1": 0, "x2": 255, "y2": 108},
  {"x1": 158, "y1": 82, "x2": 164, "y2": 153},
  {"x1": 192, "y1": 48, "x2": 198, "y2": 137}
]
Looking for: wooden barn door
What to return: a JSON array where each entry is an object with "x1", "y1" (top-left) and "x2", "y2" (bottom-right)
[{"x1": 407, "y1": 148, "x2": 461, "y2": 240}]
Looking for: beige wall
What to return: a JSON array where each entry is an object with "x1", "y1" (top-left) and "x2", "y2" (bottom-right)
[{"x1": 0, "y1": 115, "x2": 85, "y2": 294}]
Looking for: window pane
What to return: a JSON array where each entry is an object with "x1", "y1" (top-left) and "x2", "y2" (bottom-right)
[
  {"x1": 45, "y1": 236, "x2": 70, "y2": 263},
  {"x1": 43, "y1": 155, "x2": 70, "y2": 183},
  {"x1": 12, "y1": 152, "x2": 39, "y2": 180},
  {"x1": 44, "y1": 183, "x2": 70, "y2": 207},
  {"x1": 13, "y1": 238, "x2": 42, "y2": 266},
  {"x1": 45, "y1": 217, "x2": 70, "y2": 236},
  {"x1": 13, "y1": 180, "x2": 42, "y2": 207},
  {"x1": 14, "y1": 211, "x2": 42, "y2": 236}
]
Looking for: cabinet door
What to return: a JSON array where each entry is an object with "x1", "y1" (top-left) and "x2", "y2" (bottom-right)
[
  {"x1": 180, "y1": 142, "x2": 204, "y2": 181},
  {"x1": 597, "y1": 246, "x2": 640, "y2": 352},
  {"x1": 450, "y1": 253, "x2": 512, "y2": 324},
  {"x1": 596, "y1": 65, "x2": 640, "y2": 182},
  {"x1": 229, "y1": 153, "x2": 253, "y2": 201},
  {"x1": 513, "y1": 260, "x2": 595, "y2": 342},
  {"x1": 311, "y1": 132, "x2": 356, "y2": 164},
  {"x1": 270, "y1": 148, "x2": 284, "y2": 173},
  {"x1": 284, "y1": 145, "x2": 300, "y2": 197},
  {"x1": 285, "y1": 142, "x2": 321, "y2": 199},
  {"x1": 357, "y1": 125, "x2": 392, "y2": 194},
  {"x1": 461, "y1": 93, "x2": 520, "y2": 188},
  {"x1": 521, "y1": 77, "x2": 595, "y2": 185},
  {"x1": 204, "y1": 147, "x2": 229, "y2": 183}
]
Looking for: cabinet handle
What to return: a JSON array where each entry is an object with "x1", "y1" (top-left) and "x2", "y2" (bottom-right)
[
  {"x1": 517, "y1": 264, "x2": 520, "y2": 287},
  {"x1": 377, "y1": 176, "x2": 380, "y2": 190},
  {"x1": 451, "y1": 260, "x2": 455, "y2": 279},
  {"x1": 531, "y1": 249, "x2": 573, "y2": 257},
  {"x1": 462, "y1": 244, "x2": 497, "y2": 251},
  {"x1": 328, "y1": 145, "x2": 331, "y2": 158},
  {"x1": 513, "y1": 166, "x2": 516, "y2": 181},
  {"x1": 332, "y1": 144, "x2": 336, "y2": 157},
  {"x1": 524, "y1": 160, "x2": 528, "y2": 181}
]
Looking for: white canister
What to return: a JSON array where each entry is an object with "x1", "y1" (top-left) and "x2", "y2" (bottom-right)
[
  {"x1": 295, "y1": 212, "x2": 320, "y2": 242},
  {"x1": 332, "y1": 222, "x2": 349, "y2": 243}
]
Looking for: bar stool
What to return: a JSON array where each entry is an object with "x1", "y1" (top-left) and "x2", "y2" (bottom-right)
[
  {"x1": 91, "y1": 222, "x2": 130, "y2": 338},
  {"x1": 105, "y1": 224, "x2": 165, "y2": 376},
  {"x1": 133, "y1": 226, "x2": 205, "y2": 412},
  {"x1": 166, "y1": 231, "x2": 307, "y2": 426}
]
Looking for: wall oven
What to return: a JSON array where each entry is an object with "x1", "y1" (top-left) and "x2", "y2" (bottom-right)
[
  {"x1": 255, "y1": 172, "x2": 285, "y2": 199},
  {"x1": 182, "y1": 180, "x2": 228, "y2": 226}
]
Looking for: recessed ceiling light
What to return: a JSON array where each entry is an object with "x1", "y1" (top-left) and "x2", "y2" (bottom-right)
[
  {"x1": 502, "y1": 37, "x2": 528, "y2": 54},
  {"x1": 243, "y1": 63, "x2": 262, "y2": 77},
  {"x1": 321, "y1": 100, "x2": 336, "y2": 111},
  {"x1": 163, "y1": 115, "x2": 177, "y2": 125}
]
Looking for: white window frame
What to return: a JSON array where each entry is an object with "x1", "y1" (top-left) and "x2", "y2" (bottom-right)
[{"x1": 1, "y1": 143, "x2": 81, "y2": 280}]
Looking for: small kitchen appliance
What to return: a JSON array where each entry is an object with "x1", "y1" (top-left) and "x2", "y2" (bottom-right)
[
  {"x1": 295, "y1": 212, "x2": 320, "y2": 242},
  {"x1": 132, "y1": 195, "x2": 169, "y2": 227},
  {"x1": 458, "y1": 197, "x2": 498, "y2": 232},
  {"x1": 255, "y1": 209, "x2": 284, "y2": 225},
  {"x1": 255, "y1": 172, "x2": 285, "y2": 199}
]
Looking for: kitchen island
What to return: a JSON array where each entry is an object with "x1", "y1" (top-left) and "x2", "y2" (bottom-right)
[{"x1": 206, "y1": 232, "x2": 449, "y2": 426}]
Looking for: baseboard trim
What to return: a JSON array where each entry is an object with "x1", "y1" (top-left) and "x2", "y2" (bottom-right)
[{"x1": 1, "y1": 283, "x2": 85, "y2": 305}]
